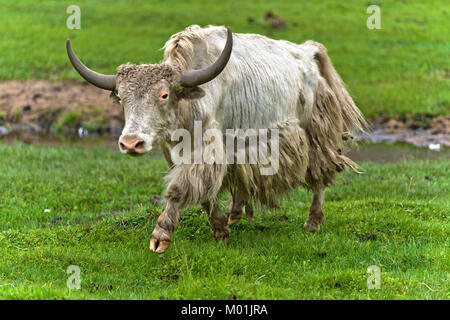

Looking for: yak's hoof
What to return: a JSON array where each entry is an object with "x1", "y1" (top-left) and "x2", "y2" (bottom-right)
[
  {"x1": 149, "y1": 237, "x2": 171, "y2": 254},
  {"x1": 227, "y1": 213, "x2": 243, "y2": 225},
  {"x1": 211, "y1": 227, "x2": 230, "y2": 243},
  {"x1": 226, "y1": 195, "x2": 243, "y2": 225},
  {"x1": 303, "y1": 214, "x2": 324, "y2": 233}
]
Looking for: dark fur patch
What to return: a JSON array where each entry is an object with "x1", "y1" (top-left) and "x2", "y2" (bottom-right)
[
  {"x1": 116, "y1": 63, "x2": 181, "y2": 97},
  {"x1": 165, "y1": 184, "x2": 183, "y2": 203}
]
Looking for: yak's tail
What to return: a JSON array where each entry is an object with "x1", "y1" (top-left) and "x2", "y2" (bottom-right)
[
  {"x1": 306, "y1": 41, "x2": 368, "y2": 136},
  {"x1": 301, "y1": 41, "x2": 367, "y2": 186}
]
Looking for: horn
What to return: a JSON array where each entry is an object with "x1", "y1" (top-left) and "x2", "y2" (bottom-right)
[
  {"x1": 66, "y1": 39, "x2": 116, "y2": 91},
  {"x1": 180, "y1": 27, "x2": 233, "y2": 87}
]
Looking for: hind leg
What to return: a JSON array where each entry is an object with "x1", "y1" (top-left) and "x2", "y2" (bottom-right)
[
  {"x1": 226, "y1": 190, "x2": 253, "y2": 225},
  {"x1": 202, "y1": 202, "x2": 230, "y2": 242},
  {"x1": 304, "y1": 189, "x2": 325, "y2": 232}
]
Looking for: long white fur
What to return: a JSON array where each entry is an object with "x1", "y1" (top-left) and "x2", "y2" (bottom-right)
[{"x1": 164, "y1": 25, "x2": 321, "y2": 133}]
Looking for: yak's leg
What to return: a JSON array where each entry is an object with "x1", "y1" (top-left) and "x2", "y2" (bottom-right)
[
  {"x1": 226, "y1": 189, "x2": 252, "y2": 225},
  {"x1": 245, "y1": 203, "x2": 254, "y2": 221},
  {"x1": 226, "y1": 193, "x2": 244, "y2": 225},
  {"x1": 304, "y1": 189, "x2": 325, "y2": 232},
  {"x1": 150, "y1": 166, "x2": 226, "y2": 253},
  {"x1": 202, "y1": 202, "x2": 230, "y2": 242},
  {"x1": 150, "y1": 184, "x2": 183, "y2": 253},
  {"x1": 150, "y1": 123, "x2": 226, "y2": 253}
]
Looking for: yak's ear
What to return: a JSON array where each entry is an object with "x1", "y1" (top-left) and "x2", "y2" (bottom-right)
[
  {"x1": 109, "y1": 91, "x2": 121, "y2": 105},
  {"x1": 176, "y1": 86, "x2": 205, "y2": 100}
]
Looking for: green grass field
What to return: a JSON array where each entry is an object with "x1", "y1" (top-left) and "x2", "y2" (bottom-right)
[
  {"x1": 0, "y1": 143, "x2": 448, "y2": 299},
  {"x1": 0, "y1": 0, "x2": 449, "y2": 300},
  {"x1": 1, "y1": 0, "x2": 449, "y2": 118}
]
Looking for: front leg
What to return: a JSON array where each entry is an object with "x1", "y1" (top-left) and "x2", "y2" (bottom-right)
[
  {"x1": 150, "y1": 184, "x2": 182, "y2": 253},
  {"x1": 150, "y1": 121, "x2": 226, "y2": 253},
  {"x1": 149, "y1": 163, "x2": 226, "y2": 253}
]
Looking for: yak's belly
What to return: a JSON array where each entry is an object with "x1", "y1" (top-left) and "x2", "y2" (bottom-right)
[{"x1": 224, "y1": 118, "x2": 310, "y2": 206}]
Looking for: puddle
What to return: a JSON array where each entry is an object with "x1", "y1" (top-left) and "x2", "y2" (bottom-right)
[
  {"x1": 347, "y1": 141, "x2": 449, "y2": 163},
  {"x1": 1, "y1": 131, "x2": 448, "y2": 164},
  {"x1": 356, "y1": 128, "x2": 449, "y2": 148}
]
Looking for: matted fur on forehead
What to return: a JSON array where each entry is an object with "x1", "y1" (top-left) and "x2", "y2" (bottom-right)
[{"x1": 116, "y1": 63, "x2": 181, "y2": 94}]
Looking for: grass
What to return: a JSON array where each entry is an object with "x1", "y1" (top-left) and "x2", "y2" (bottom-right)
[
  {"x1": 0, "y1": 142, "x2": 448, "y2": 299},
  {"x1": 0, "y1": 0, "x2": 449, "y2": 118},
  {"x1": 0, "y1": 1, "x2": 448, "y2": 299}
]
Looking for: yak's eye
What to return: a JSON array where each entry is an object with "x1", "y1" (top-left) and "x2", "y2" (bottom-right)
[{"x1": 159, "y1": 90, "x2": 169, "y2": 101}]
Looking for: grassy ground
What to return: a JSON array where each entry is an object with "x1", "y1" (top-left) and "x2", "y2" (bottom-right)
[
  {"x1": 1, "y1": 0, "x2": 449, "y2": 118},
  {"x1": 0, "y1": 142, "x2": 448, "y2": 299}
]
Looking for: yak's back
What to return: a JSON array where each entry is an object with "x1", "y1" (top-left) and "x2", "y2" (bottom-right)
[{"x1": 163, "y1": 25, "x2": 318, "y2": 130}]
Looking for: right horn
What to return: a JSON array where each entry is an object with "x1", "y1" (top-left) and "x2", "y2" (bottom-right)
[
  {"x1": 180, "y1": 27, "x2": 233, "y2": 87},
  {"x1": 66, "y1": 39, "x2": 116, "y2": 91}
]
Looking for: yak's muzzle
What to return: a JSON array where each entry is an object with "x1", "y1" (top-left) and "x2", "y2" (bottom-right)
[{"x1": 119, "y1": 135, "x2": 146, "y2": 155}]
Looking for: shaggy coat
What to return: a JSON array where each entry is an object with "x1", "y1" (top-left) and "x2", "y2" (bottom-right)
[
  {"x1": 86, "y1": 25, "x2": 368, "y2": 253},
  {"x1": 161, "y1": 25, "x2": 366, "y2": 206}
]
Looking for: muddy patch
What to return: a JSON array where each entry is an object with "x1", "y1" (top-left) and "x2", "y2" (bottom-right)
[
  {"x1": 247, "y1": 11, "x2": 295, "y2": 30},
  {"x1": 0, "y1": 80, "x2": 123, "y2": 135}
]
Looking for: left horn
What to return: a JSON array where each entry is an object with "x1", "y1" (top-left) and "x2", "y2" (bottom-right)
[
  {"x1": 66, "y1": 39, "x2": 116, "y2": 91},
  {"x1": 180, "y1": 27, "x2": 233, "y2": 87}
]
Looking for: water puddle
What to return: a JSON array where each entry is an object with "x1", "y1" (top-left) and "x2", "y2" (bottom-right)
[
  {"x1": 347, "y1": 141, "x2": 449, "y2": 163},
  {"x1": 356, "y1": 129, "x2": 448, "y2": 149}
]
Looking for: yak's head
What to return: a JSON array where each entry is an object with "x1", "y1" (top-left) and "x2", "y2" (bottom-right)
[{"x1": 66, "y1": 28, "x2": 232, "y2": 156}]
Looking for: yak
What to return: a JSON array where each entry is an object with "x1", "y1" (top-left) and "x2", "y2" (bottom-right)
[{"x1": 66, "y1": 25, "x2": 366, "y2": 253}]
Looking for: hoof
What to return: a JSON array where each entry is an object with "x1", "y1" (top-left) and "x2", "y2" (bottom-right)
[
  {"x1": 226, "y1": 195, "x2": 243, "y2": 225},
  {"x1": 303, "y1": 214, "x2": 324, "y2": 233},
  {"x1": 303, "y1": 220, "x2": 320, "y2": 232},
  {"x1": 227, "y1": 214, "x2": 242, "y2": 225},
  {"x1": 149, "y1": 237, "x2": 171, "y2": 253},
  {"x1": 211, "y1": 227, "x2": 230, "y2": 243}
]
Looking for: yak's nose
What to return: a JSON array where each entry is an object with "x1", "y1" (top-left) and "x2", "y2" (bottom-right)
[{"x1": 119, "y1": 135, "x2": 145, "y2": 154}]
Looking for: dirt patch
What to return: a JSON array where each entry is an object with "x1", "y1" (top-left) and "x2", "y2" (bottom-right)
[
  {"x1": 0, "y1": 80, "x2": 123, "y2": 134},
  {"x1": 247, "y1": 11, "x2": 293, "y2": 30},
  {"x1": 264, "y1": 11, "x2": 286, "y2": 30}
]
